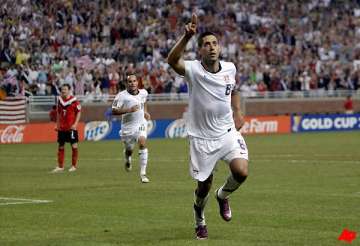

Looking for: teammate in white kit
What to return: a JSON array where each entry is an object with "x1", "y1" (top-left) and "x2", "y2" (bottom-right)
[
  {"x1": 112, "y1": 74, "x2": 151, "y2": 183},
  {"x1": 167, "y1": 14, "x2": 249, "y2": 239}
]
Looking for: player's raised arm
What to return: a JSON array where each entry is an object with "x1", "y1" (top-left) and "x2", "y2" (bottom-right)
[{"x1": 167, "y1": 13, "x2": 197, "y2": 76}]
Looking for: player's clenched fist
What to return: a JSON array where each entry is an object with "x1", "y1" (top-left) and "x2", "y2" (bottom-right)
[{"x1": 185, "y1": 13, "x2": 197, "y2": 37}]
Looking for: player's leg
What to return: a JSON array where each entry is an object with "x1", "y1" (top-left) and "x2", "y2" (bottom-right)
[
  {"x1": 52, "y1": 131, "x2": 65, "y2": 173},
  {"x1": 215, "y1": 158, "x2": 248, "y2": 221},
  {"x1": 194, "y1": 174, "x2": 212, "y2": 239},
  {"x1": 137, "y1": 123, "x2": 149, "y2": 183},
  {"x1": 138, "y1": 135, "x2": 149, "y2": 183},
  {"x1": 189, "y1": 137, "x2": 220, "y2": 239},
  {"x1": 216, "y1": 131, "x2": 249, "y2": 221},
  {"x1": 124, "y1": 146, "x2": 133, "y2": 172},
  {"x1": 123, "y1": 137, "x2": 135, "y2": 171},
  {"x1": 69, "y1": 130, "x2": 79, "y2": 172}
]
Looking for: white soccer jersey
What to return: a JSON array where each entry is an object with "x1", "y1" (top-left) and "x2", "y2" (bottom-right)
[
  {"x1": 112, "y1": 89, "x2": 148, "y2": 136},
  {"x1": 184, "y1": 60, "x2": 236, "y2": 139}
]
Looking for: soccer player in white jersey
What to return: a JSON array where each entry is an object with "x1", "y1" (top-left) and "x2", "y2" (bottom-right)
[
  {"x1": 112, "y1": 74, "x2": 151, "y2": 183},
  {"x1": 167, "y1": 14, "x2": 249, "y2": 239}
]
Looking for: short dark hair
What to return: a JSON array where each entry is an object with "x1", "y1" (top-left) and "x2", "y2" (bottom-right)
[
  {"x1": 61, "y1": 83, "x2": 71, "y2": 90},
  {"x1": 197, "y1": 31, "x2": 218, "y2": 48}
]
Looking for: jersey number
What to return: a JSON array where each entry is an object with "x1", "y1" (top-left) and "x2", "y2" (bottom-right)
[
  {"x1": 238, "y1": 139, "x2": 246, "y2": 151},
  {"x1": 225, "y1": 84, "x2": 231, "y2": 95},
  {"x1": 139, "y1": 124, "x2": 145, "y2": 131}
]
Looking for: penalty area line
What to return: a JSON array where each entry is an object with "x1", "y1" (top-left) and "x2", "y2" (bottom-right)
[{"x1": 0, "y1": 197, "x2": 53, "y2": 206}]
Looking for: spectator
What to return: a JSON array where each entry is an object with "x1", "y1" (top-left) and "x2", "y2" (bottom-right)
[
  {"x1": 1, "y1": 0, "x2": 360, "y2": 97},
  {"x1": 49, "y1": 105, "x2": 57, "y2": 122},
  {"x1": 344, "y1": 95, "x2": 354, "y2": 114}
]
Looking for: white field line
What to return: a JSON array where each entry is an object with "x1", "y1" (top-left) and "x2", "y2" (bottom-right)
[
  {"x1": 0, "y1": 151, "x2": 359, "y2": 159},
  {"x1": 254, "y1": 159, "x2": 360, "y2": 164},
  {"x1": 0, "y1": 155, "x2": 359, "y2": 164},
  {"x1": 0, "y1": 197, "x2": 53, "y2": 206},
  {"x1": 328, "y1": 192, "x2": 360, "y2": 198}
]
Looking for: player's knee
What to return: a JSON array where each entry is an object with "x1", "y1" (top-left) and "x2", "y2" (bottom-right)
[
  {"x1": 138, "y1": 138, "x2": 146, "y2": 149},
  {"x1": 197, "y1": 175, "x2": 213, "y2": 196},
  {"x1": 231, "y1": 159, "x2": 248, "y2": 181},
  {"x1": 239, "y1": 163, "x2": 248, "y2": 177},
  {"x1": 233, "y1": 170, "x2": 248, "y2": 183},
  {"x1": 125, "y1": 149, "x2": 133, "y2": 156},
  {"x1": 196, "y1": 185, "x2": 210, "y2": 198},
  {"x1": 72, "y1": 144, "x2": 78, "y2": 149}
]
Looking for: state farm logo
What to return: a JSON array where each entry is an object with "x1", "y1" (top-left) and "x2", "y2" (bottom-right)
[
  {"x1": 0, "y1": 125, "x2": 25, "y2": 143},
  {"x1": 240, "y1": 118, "x2": 278, "y2": 134}
]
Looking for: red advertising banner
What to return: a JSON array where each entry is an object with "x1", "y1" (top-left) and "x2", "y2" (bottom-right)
[
  {"x1": 240, "y1": 116, "x2": 291, "y2": 135},
  {"x1": 0, "y1": 123, "x2": 85, "y2": 144}
]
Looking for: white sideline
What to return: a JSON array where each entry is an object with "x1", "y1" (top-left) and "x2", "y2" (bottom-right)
[
  {"x1": 0, "y1": 156, "x2": 359, "y2": 165},
  {"x1": 0, "y1": 197, "x2": 53, "y2": 206}
]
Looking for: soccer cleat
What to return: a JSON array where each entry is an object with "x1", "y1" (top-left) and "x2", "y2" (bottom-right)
[
  {"x1": 125, "y1": 162, "x2": 132, "y2": 172},
  {"x1": 195, "y1": 225, "x2": 208, "y2": 240},
  {"x1": 68, "y1": 166, "x2": 77, "y2": 172},
  {"x1": 215, "y1": 189, "x2": 232, "y2": 221},
  {"x1": 140, "y1": 175, "x2": 150, "y2": 183},
  {"x1": 51, "y1": 167, "x2": 64, "y2": 173}
]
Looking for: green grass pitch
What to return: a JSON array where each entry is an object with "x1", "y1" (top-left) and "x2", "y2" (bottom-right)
[{"x1": 0, "y1": 132, "x2": 359, "y2": 246}]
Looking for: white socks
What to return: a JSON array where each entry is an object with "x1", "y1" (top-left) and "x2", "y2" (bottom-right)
[
  {"x1": 217, "y1": 174, "x2": 241, "y2": 199},
  {"x1": 139, "y1": 148, "x2": 148, "y2": 176}
]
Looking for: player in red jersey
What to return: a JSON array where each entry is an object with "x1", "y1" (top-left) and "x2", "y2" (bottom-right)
[{"x1": 51, "y1": 84, "x2": 81, "y2": 173}]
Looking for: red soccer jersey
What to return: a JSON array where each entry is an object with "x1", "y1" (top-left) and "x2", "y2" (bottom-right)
[{"x1": 57, "y1": 96, "x2": 81, "y2": 131}]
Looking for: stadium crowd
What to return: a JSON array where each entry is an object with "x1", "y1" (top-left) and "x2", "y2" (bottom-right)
[{"x1": 1, "y1": 0, "x2": 360, "y2": 98}]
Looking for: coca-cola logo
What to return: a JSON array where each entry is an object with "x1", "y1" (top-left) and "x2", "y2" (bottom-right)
[{"x1": 0, "y1": 125, "x2": 25, "y2": 143}]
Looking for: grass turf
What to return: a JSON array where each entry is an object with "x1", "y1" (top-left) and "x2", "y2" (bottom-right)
[{"x1": 0, "y1": 132, "x2": 359, "y2": 245}]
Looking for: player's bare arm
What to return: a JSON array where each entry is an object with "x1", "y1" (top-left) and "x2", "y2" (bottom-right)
[
  {"x1": 71, "y1": 110, "x2": 81, "y2": 130},
  {"x1": 112, "y1": 105, "x2": 139, "y2": 115},
  {"x1": 167, "y1": 14, "x2": 197, "y2": 76},
  {"x1": 144, "y1": 102, "x2": 151, "y2": 120},
  {"x1": 231, "y1": 91, "x2": 245, "y2": 130},
  {"x1": 55, "y1": 102, "x2": 60, "y2": 131}
]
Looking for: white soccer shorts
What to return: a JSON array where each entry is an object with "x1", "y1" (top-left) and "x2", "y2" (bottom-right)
[
  {"x1": 189, "y1": 129, "x2": 248, "y2": 182},
  {"x1": 120, "y1": 123, "x2": 147, "y2": 150}
]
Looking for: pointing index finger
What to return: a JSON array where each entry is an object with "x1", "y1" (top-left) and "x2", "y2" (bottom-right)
[{"x1": 191, "y1": 13, "x2": 197, "y2": 25}]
